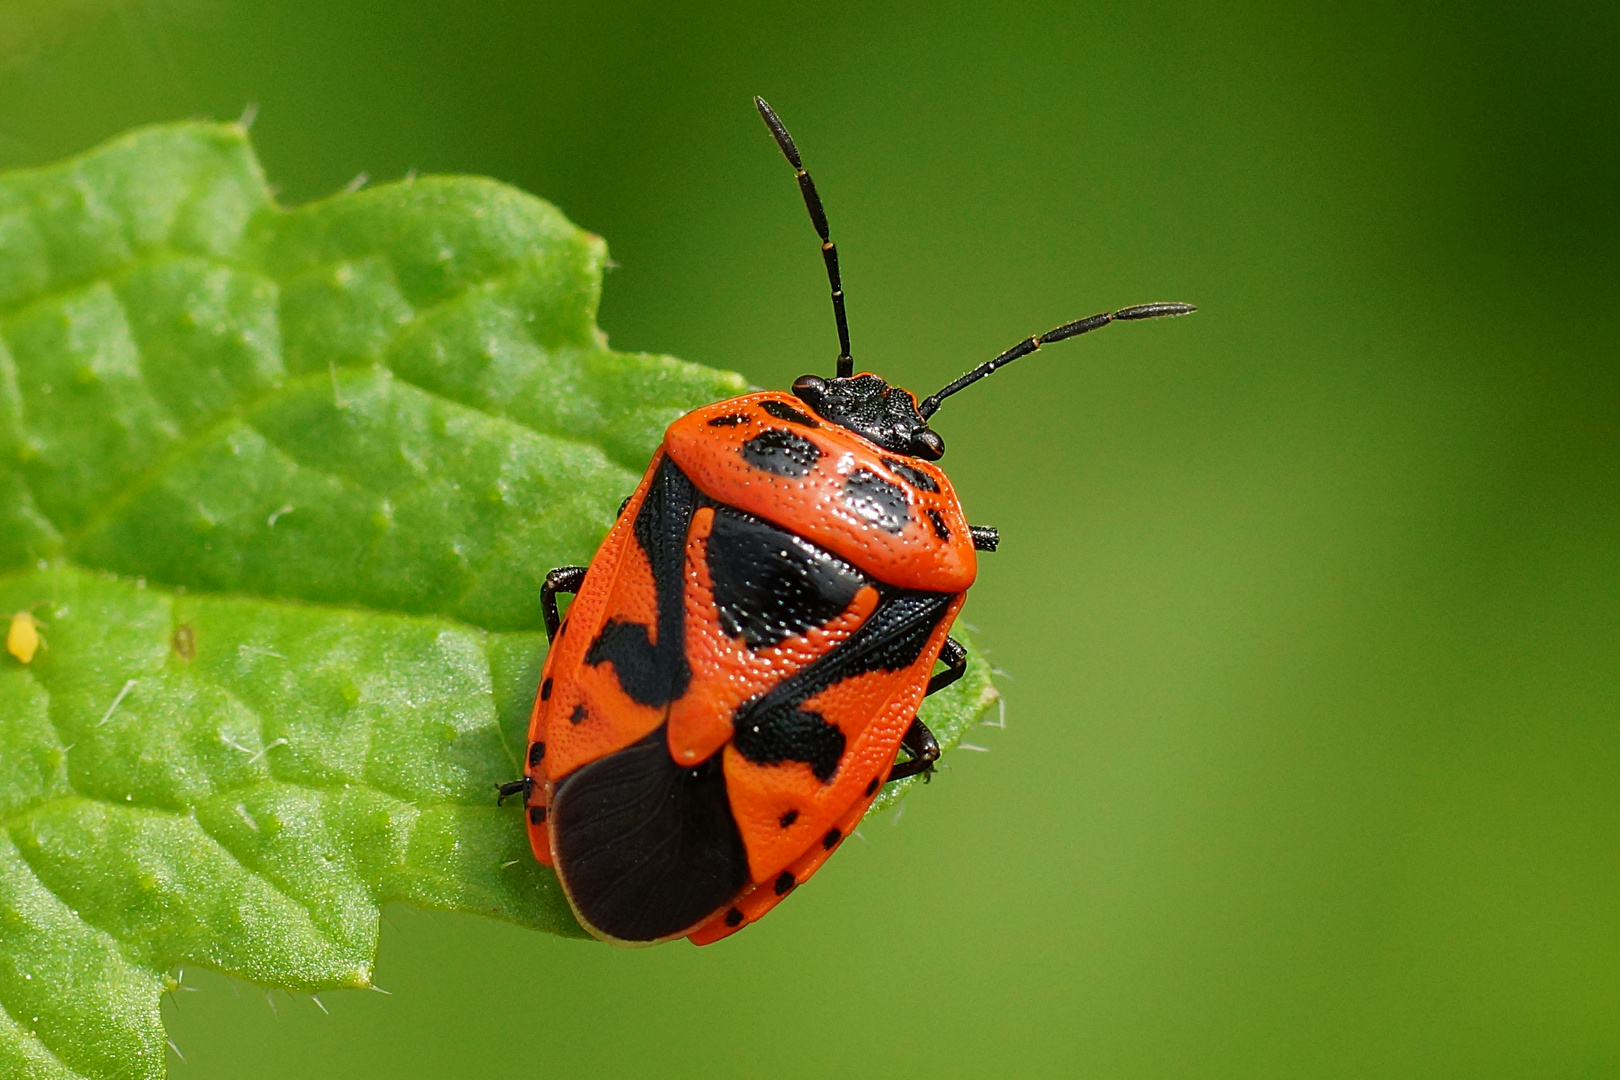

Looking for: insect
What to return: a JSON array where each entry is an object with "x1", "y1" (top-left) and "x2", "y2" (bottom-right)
[{"x1": 501, "y1": 97, "x2": 1194, "y2": 945}]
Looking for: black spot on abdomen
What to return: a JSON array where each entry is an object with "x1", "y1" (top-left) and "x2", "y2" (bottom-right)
[
  {"x1": 842, "y1": 469, "x2": 910, "y2": 533},
  {"x1": 742, "y1": 428, "x2": 821, "y2": 478},
  {"x1": 761, "y1": 399, "x2": 820, "y2": 426},
  {"x1": 550, "y1": 726, "x2": 750, "y2": 943},
  {"x1": 706, "y1": 508, "x2": 864, "y2": 649}
]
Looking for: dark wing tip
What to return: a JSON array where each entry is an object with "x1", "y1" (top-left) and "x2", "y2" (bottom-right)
[{"x1": 551, "y1": 728, "x2": 750, "y2": 943}]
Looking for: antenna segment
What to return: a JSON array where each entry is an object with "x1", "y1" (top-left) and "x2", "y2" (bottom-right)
[
  {"x1": 755, "y1": 96, "x2": 855, "y2": 378},
  {"x1": 918, "y1": 302, "x2": 1196, "y2": 417}
]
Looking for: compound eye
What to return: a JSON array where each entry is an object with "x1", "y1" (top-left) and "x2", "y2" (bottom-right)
[
  {"x1": 792, "y1": 374, "x2": 828, "y2": 401},
  {"x1": 913, "y1": 429, "x2": 945, "y2": 460}
]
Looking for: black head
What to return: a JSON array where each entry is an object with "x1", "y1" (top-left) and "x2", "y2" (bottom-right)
[
  {"x1": 755, "y1": 95, "x2": 1196, "y2": 464},
  {"x1": 792, "y1": 373, "x2": 946, "y2": 460}
]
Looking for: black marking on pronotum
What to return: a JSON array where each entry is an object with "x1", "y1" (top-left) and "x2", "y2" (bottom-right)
[
  {"x1": 550, "y1": 726, "x2": 750, "y2": 943},
  {"x1": 881, "y1": 456, "x2": 939, "y2": 493},
  {"x1": 707, "y1": 413, "x2": 752, "y2": 427},
  {"x1": 725, "y1": 907, "x2": 744, "y2": 927},
  {"x1": 528, "y1": 742, "x2": 545, "y2": 767},
  {"x1": 741, "y1": 428, "x2": 821, "y2": 478},
  {"x1": 706, "y1": 508, "x2": 864, "y2": 649},
  {"x1": 731, "y1": 586, "x2": 955, "y2": 782},
  {"x1": 540, "y1": 678, "x2": 553, "y2": 701},
  {"x1": 584, "y1": 459, "x2": 695, "y2": 707},
  {"x1": 779, "y1": 809, "x2": 799, "y2": 828},
  {"x1": 529, "y1": 805, "x2": 547, "y2": 825},
  {"x1": 569, "y1": 704, "x2": 588, "y2": 725},
  {"x1": 761, "y1": 399, "x2": 820, "y2": 427},
  {"x1": 774, "y1": 871, "x2": 796, "y2": 896},
  {"x1": 842, "y1": 469, "x2": 910, "y2": 533},
  {"x1": 823, "y1": 827, "x2": 841, "y2": 849},
  {"x1": 926, "y1": 508, "x2": 950, "y2": 540}
]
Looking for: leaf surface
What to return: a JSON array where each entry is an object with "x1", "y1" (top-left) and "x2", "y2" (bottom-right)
[{"x1": 0, "y1": 122, "x2": 996, "y2": 1079}]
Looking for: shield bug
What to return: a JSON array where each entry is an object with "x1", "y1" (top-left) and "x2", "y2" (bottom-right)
[{"x1": 502, "y1": 97, "x2": 1194, "y2": 944}]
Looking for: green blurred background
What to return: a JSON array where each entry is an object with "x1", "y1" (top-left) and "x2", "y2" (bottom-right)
[{"x1": 3, "y1": 1, "x2": 1616, "y2": 1076}]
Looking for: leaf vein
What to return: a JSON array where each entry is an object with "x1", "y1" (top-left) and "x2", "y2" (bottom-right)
[
  {"x1": 5, "y1": 794, "x2": 354, "y2": 982},
  {"x1": 0, "y1": 974, "x2": 77, "y2": 1077}
]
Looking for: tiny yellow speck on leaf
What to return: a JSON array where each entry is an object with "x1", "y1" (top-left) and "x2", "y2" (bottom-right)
[{"x1": 7, "y1": 611, "x2": 40, "y2": 664}]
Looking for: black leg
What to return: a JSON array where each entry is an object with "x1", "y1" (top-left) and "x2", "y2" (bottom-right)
[
  {"x1": 755, "y1": 96, "x2": 854, "y2": 379},
  {"x1": 887, "y1": 716, "x2": 941, "y2": 783},
  {"x1": 969, "y1": 525, "x2": 999, "y2": 552},
  {"x1": 885, "y1": 638, "x2": 966, "y2": 784},
  {"x1": 927, "y1": 636, "x2": 968, "y2": 696},
  {"x1": 542, "y1": 566, "x2": 589, "y2": 643},
  {"x1": 496, "y1": 777, "x2": 534, "y2": 806}
]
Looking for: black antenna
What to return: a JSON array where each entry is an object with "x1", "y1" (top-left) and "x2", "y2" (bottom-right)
[
  {"x1": 917, "y1": 302, "x2": 1196, "y2": 418},
  {"x1": 755, "y1": 96, "x2": 854, "y2": 379}
]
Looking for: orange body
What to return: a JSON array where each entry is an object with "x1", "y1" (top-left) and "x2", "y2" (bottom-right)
[
  {"x1": 516, "y1": 94, "x2": 1195, "y2": 946},
  {"x1": 524, "y1": 390, "x2": 974, "y2": 944}
]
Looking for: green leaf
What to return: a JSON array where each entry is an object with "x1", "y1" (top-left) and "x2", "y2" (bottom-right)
[{"x1": 0, "y1": 121, "x2": 998, "y2": 1080}]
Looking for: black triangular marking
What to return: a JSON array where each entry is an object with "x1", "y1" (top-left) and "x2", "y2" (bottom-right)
[{"x1": 706, "y1": 508, "x2": 865, "y2": 650}]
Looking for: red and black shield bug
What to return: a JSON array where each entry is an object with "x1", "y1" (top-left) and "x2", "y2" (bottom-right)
[{"x1": 498, "y1": 97, "x2": 1194, "y2": 945}]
